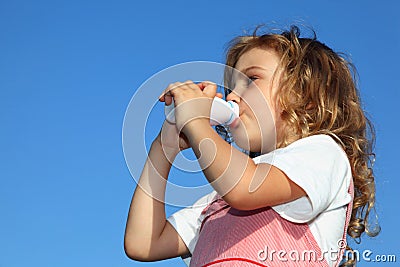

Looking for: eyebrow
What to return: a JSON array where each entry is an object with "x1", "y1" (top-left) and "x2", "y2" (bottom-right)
[{"x1": 238, "y1": 66, "x2": 269, "y2": 73}]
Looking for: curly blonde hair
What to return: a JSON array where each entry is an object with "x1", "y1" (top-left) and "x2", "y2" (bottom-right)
[{"x1": 223, "y1": 25, "x2": 379, "y2": 266}]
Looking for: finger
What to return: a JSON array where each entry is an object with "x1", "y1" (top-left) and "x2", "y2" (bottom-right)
[
  {"x1": 215, "y1": 93, "x2": 224, "y2": 99},
  {"x1": 159, "y1": 92, "x2": 166, "y2": 102},
  {"x1": 159, "y1": 91, "x2": 165, "y2": 102},
  {"x1": 165, "y1": 93, "x2": 173, "y2": 106},
  {"x1": 182, "y1": 80, "x2": 200, "y2": 91},
  {"x1": 169, "y1": 81, "x2": 189, "y2": 96},
  {"x1": 182, "y1": 80, "x2": 194, "y2": 86},
  {"x1": 197, "y1": 81, "x2": 214, "y2": 90},
  {"x1": 201, "y1": 81, "x2": 217, "y2": 98},
  {"x1": 160, "y1": 82, "x2": 180, "y2": 102}
]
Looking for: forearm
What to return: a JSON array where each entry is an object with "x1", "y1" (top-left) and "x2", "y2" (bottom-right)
[
  {"x1": 124, "y1": 139, "x2": 178, "y2": 257},
  {"x1": 183, "y1": 120, "x2": 256, "y2": 204},
  {"x1": 183, "y1": 120, "x2": 306, "y2": 210}
]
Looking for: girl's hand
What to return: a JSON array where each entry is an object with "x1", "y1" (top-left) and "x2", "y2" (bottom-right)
[
  {"x1": 159, "y1": 81, "x2": 221, "y2": 131},
  {"x1": 155, "y1": 120, "x2": 191, "y2": 156}
]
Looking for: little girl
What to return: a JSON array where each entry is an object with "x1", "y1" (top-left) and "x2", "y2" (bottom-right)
[{"x1": 124, "y1": 26, "x2": 379, "y2": 266}]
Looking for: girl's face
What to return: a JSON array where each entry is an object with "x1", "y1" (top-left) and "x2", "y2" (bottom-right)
[{"x1": 227, "y1": 47, "x2": 282, "y2": 154}]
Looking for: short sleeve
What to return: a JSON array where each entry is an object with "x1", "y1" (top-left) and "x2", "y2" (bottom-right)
[
  {"x1": 167, "y1": 190, "x2": 217, "y2": 265},
  {"x1": 253, "y1": 135, "x2": 352, "y2": 223}
]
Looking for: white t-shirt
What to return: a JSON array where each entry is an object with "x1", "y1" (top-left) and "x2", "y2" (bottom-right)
[{"x1": 167, "y1": 135, "x2": 353, "y2": 267}]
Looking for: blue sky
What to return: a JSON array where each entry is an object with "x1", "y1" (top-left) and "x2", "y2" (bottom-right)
[{"x1": 1, "y1": 0, "x2": 399, "y2": 266}]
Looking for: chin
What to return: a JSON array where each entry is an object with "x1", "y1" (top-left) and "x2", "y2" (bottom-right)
[
  {"x1": 233, "y1": 139, "x2": 251, "y2": 151},
  {"x1": 231, "y1": 126, "x2": 276, "y2": 155},
  {"x1": 230, "y1": 127, "x2": 260, "y2": 152}
]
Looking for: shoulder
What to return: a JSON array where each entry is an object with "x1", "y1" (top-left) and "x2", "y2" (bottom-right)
[
  {"x1": 254, "y1": 134, "x2": 349, "y2": 169},
  {"x1": 168, "y1": 190, "x2": 218, "y2": 225},
  {"x1": 254, "y1": 134, "x2": 352, "y2": 223},
  {"x1": 281, "y1": 134, "x2": 345, "y2": 154},
  {"x1": 167, "y1": 191, "x2": 218, "y2": 256}
]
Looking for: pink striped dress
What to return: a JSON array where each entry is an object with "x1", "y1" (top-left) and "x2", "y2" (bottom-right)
[{"x1": 189, "y1": 181, "x2": 353, "y2": 267}]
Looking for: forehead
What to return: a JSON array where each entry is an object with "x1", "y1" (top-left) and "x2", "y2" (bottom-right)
[{"x1": 235, "y1": 47, "x2": 280, "y2": 73}]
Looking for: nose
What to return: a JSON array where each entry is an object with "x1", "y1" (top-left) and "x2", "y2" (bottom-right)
[{"x1": 226, "y1": 90, "x2": 241, "y2": 103}]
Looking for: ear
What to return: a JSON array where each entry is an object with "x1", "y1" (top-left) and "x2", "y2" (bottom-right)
[{"x1": 305, "y1": 102, "x2": 316, "y2": 110}]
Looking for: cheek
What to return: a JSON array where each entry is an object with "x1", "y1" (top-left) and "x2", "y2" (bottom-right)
[
  {"x1": 242, "y1": 92, "x2": 275, "y2": 129},
  {"x1": 231, "y1": 121, "x2": 276, "y2": 153},
  {"x1": 237, "y1": 97, "x2": 278, "y2": 152}
]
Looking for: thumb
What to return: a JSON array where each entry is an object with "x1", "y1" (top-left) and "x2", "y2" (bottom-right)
[
  {"x1": 215, "y1": 93, "x2": 224, "y2": 99},
  {"x1": 201, "y1": 81, "x2": 217, "y2": 98}
]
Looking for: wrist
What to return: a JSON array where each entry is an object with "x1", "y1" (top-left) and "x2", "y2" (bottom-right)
[
  {"x1": 151, "y1": 136, "x2": 180, "y2": 161},
  {"x1": 182, "y1": 118, "x2": 211, "y2": 136}
]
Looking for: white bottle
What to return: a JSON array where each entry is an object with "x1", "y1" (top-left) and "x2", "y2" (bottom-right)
[{"x1": 164, "y1": 97, "x2": 239, "y2": 126}]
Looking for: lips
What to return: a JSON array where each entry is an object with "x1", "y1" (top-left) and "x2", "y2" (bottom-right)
[
  {"x1": 229, "y1": 117, "x2": 240, "y2": 128},
  {"x1": 229, "y1": 105, "x2": 244, "y2": 128}
]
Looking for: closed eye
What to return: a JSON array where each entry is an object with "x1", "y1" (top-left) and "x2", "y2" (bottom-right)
[
  {"x1": 225, "y1": 75, "x2": 259, "y2": 97},
  {"x1": 247, "y1": 76, "x2": 259, "y2": 85}
]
